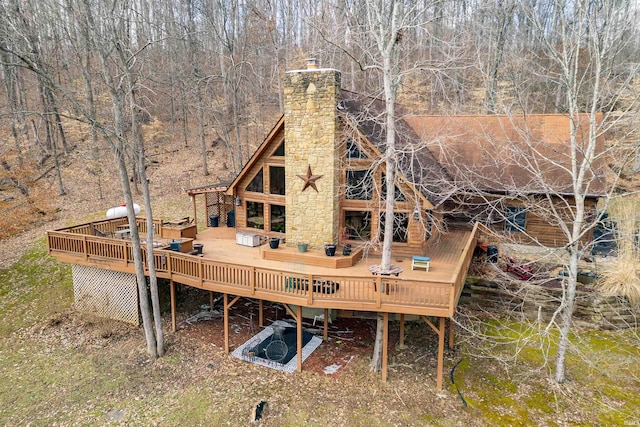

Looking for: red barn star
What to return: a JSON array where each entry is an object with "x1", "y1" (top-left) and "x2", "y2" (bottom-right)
[{"x1": 297, "y1": 165, "x2": 323, "y2": 192}]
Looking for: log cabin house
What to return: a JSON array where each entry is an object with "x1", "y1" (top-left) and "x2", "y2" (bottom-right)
[{"x1": 47, "y1": 59, "x2": 606, "y2": 390}]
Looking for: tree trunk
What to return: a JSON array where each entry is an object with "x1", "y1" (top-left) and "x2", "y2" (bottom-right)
[
  {"x1": 130, "y1": 88, "x2": 165, "y2": 357},
  {"x1": 369, "y1": 0, "x2": 402, "y2": 373},
  {"x1": 369, "y1": 312, "x2": 384, "y2": 372},
  {"x1": 83, "y1": 0, "x2": 158, "y2": 357}
]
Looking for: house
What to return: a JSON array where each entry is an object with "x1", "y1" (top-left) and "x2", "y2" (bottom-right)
[
  {"x1": 47, "y1": 59, "x2": 606, "y2": 391},
  {"x1": 225, "y1": 59, "x2": 606, "y2": 254}
]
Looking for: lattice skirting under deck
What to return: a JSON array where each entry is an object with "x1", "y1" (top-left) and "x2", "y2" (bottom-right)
[{"x1": 72, "y1": 265, "x2": 140, "y2": 325}]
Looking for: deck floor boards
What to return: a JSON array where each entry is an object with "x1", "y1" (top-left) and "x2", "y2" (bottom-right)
[{"x1": 193, "y1": 226, "x2": 472, "y2": 283}]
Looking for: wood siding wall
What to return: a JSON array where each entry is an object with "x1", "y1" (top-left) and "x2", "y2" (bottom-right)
[{"x1": 445, "y1": 195, "x2": 598, "y2": 248}]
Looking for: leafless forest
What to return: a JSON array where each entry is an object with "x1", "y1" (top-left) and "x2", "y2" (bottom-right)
[{"x1": 1, "y1": 0, "x2": 638, "y2": 236}]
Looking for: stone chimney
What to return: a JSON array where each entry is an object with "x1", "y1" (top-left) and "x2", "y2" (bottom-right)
[{"x1": 284, "y1": 60, "x2": 341, "y2": 248}]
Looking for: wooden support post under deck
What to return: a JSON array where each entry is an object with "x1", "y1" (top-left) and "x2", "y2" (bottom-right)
[
  {"x1": 209, "y1": 291, "x2": 214, "y2": 311},
  {"x1": 223, "y1": 294, "x2": 241, "y2": 354},
  {"x1": 170, "y1": 279, "x2": 176, "y2": 333},
  {"x1": 259, "y1": 300, "x2": 264, "y2": 327},
  {"x1": 399, "y1": 313, "x2": 406, "y2": 349},
  {"x1": 297, "y1": 305, "x2": 303, "y2": 372},
  {"x1": 323, "y1": 308, "x2": 328, "y2": 341},
  {"x1": 224, "y1": 293, "x2": 229, "y2": 353},
  {"x1": 421, "y1": 315, "x2": 447, "y2": 391},
  {"x1": 437, "y1": 317, "x2": 445, "y2": 390},
  {"x1": 382, "y1": 312, "x2": 389, "y2": 382},
  {"x1": 449, "y1": 317, "x2": 455, "y2": 349}
]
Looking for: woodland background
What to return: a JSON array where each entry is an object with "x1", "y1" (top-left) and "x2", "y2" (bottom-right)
[{"x1": 1, "y1": 0, "x2": 639, "y2": 242}]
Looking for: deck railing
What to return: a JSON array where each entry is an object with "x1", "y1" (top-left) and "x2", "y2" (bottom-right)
[{"x1": 47, "y1": 218, "x2": 479, "y2": 317}]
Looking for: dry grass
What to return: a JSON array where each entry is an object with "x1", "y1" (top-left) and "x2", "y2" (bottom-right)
[{"x1": 599, "y1": 197, "x2": 640, "y2": 305}]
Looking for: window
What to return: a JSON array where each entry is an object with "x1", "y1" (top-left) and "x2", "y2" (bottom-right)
[
  {"x1": 346, "y1": 138, "x2": 367, "y2": 159},
  {"x1": 345, "y1": 170, "x2": 372, "y2": 200},
  {"x1": 381, "y1": 173, "x2": 407, "y2": 201},
  {"x1": 246, "y1": 169, "x2": 264, "y2": 193},
  {"x1": 344, "y1": 211, "x2": 371, "y2": 241},
  {"x1": 269, "y1": 166, "x2": 285, "y2": 195},
  {"x1": 273, "y1": 141, "x2": 285, "y2": 157},
  {"x1": 270, "y1": 204, "x2": 286, "y2": 233},
  {"x1": 504, "y1": 206, "x2": 526, "y2": 232},
  {"x1": 246, "y1": 201, "x2": 264, "y2": 229},
  {"x1": 379, "y1": 212, "x2": 409, "y2": 243}
]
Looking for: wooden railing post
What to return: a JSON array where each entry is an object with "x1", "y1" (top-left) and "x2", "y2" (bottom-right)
[
  {"x1": 83, "y1": 235, "x2": 88, "y2": 260},
  {"x1": 250, "y1": 266, "x2": 255, "y2": 295},
  {"x1": 307, "y1": 274, "x2": 314, "y2": 305},
  {"x1": 199, "y1": 257, "x2": 203, "y2": 288},
  {"x1": 449, "y1": 283, "x2": 456, "y2": 317},
  {"x1": 376, "y1": 276, "x2": 382, "y2": 309},
  {"x1": 123, "y1": 241, "x2": 127, "y2": 264}
]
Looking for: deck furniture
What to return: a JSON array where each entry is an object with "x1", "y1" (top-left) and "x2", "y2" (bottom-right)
[
  {"x1": 369, "y1": 264, "x2": 403, "y2": 276},
  {"x1": 411, "y1": 256, "x2": 431, "y2": 272},
  {"x1": 114, "y1": 228, "x2": 131, "y2": 239}
]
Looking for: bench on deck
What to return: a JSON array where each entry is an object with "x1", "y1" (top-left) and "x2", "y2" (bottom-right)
[{"x1": 411, "y1": 256, "x2": 430, "y2": 272}]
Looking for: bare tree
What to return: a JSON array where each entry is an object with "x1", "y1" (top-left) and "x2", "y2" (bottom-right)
[
  {"x1": 77, "y1": 0, "x2": 164, "y2": 357},
  {"x1": 526, "y1": 0, "x2": 640, "y2": 384}
]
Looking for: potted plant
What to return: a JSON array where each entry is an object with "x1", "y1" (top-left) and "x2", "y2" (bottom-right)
[
  {"x1": 342, "y1": 244, "x2": 352, "y2": 256},
  {"x1": 325, "y1": 243, "x2": 337, "y2": 256},
  {"x1": 269, "y1": 237, "x2": 280, "y2": 249},
  {"x1": 298, "y1": 242, "x2": 308, "y2": 253}
]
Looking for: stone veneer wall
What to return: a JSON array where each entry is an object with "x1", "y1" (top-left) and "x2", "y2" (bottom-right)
[
  {"x1": 284, "y1": 68, "x2": 341, "y2": 248},
  {"x1": 460, "y1": 277, "x2": 638, "y2": 330}
]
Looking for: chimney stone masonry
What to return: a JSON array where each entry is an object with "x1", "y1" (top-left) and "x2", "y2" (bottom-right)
[{"x1": 283, "y1": 64, "x2": 341, "y2": 248}]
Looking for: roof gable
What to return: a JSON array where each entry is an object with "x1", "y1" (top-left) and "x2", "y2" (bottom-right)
[
  {"x1": 339, "y1": 91, "x2": 454, "y2": 207},
  {"x1": 227, "y1": 115, "x2": 284, "y2": 195}
]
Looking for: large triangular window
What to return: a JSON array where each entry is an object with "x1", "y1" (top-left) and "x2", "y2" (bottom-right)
[
  {"x1": 381, "y1": 174, "x2": 408, "y2": 202},
  {"x1": 346, "y1": 138, "x2": 367, "y2": 159},
  {"x1": 273, "y1": 141, "x2": 285, "y2": 157},
  {"x1": 246, "y1": 169, "x2": 264, "y2": 193}
]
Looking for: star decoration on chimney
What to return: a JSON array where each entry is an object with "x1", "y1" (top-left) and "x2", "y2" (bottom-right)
[{"x1": 297, "y1": 165, "x2": 323, "y2": 192}]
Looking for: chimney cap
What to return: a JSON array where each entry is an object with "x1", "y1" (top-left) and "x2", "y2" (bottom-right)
[{"x1": 306, "y1": 58, "x2": 319, "y2": 69}]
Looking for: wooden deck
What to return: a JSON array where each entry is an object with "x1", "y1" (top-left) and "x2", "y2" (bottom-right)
[
  {"x1": 46, "y1": 216, "x2": 482, "y2": 390},
  {"x1": 46, "y1": 218, "x2": 479, "y2": 318}
]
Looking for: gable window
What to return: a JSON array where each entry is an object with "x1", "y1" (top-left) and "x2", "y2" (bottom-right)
[
  {"x1": 269, "y1": 166, "x2": 285, "y2": 195},
  {"x1": 246, "y1": 169, "x2": 264, "y2": 193},
  {"x1": 346, "y1": 138, "x2": 367, "y2": 159},
  {"x1": 344, "y1": 211, "x2": 371, "y2": 241},
  {"x1": 270, "y1": 204, "x2": 286, "y2": 233},
  {"x1": 345, "y1": 170, "x2": 372, "y2": 200},
  {"x1": 381, "y1": 173, "x2": 408, "y2": 202},
  {"x1": 504, "y1": 206, "x2": 526, "y2": 232},
  {"x1": 246, "y1": 201, "x2": 264, "y2": 229},
  {"x1": 379, "y1": 212, "x2": 409, "y2": 243},
  {"x1": 273, "y1": 141, "x2": 285, "y2": 157}
]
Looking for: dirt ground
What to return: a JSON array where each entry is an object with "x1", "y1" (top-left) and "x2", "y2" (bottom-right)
[{"x1": 17, "y1": 287, "x2": 472, "y2": 426}]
